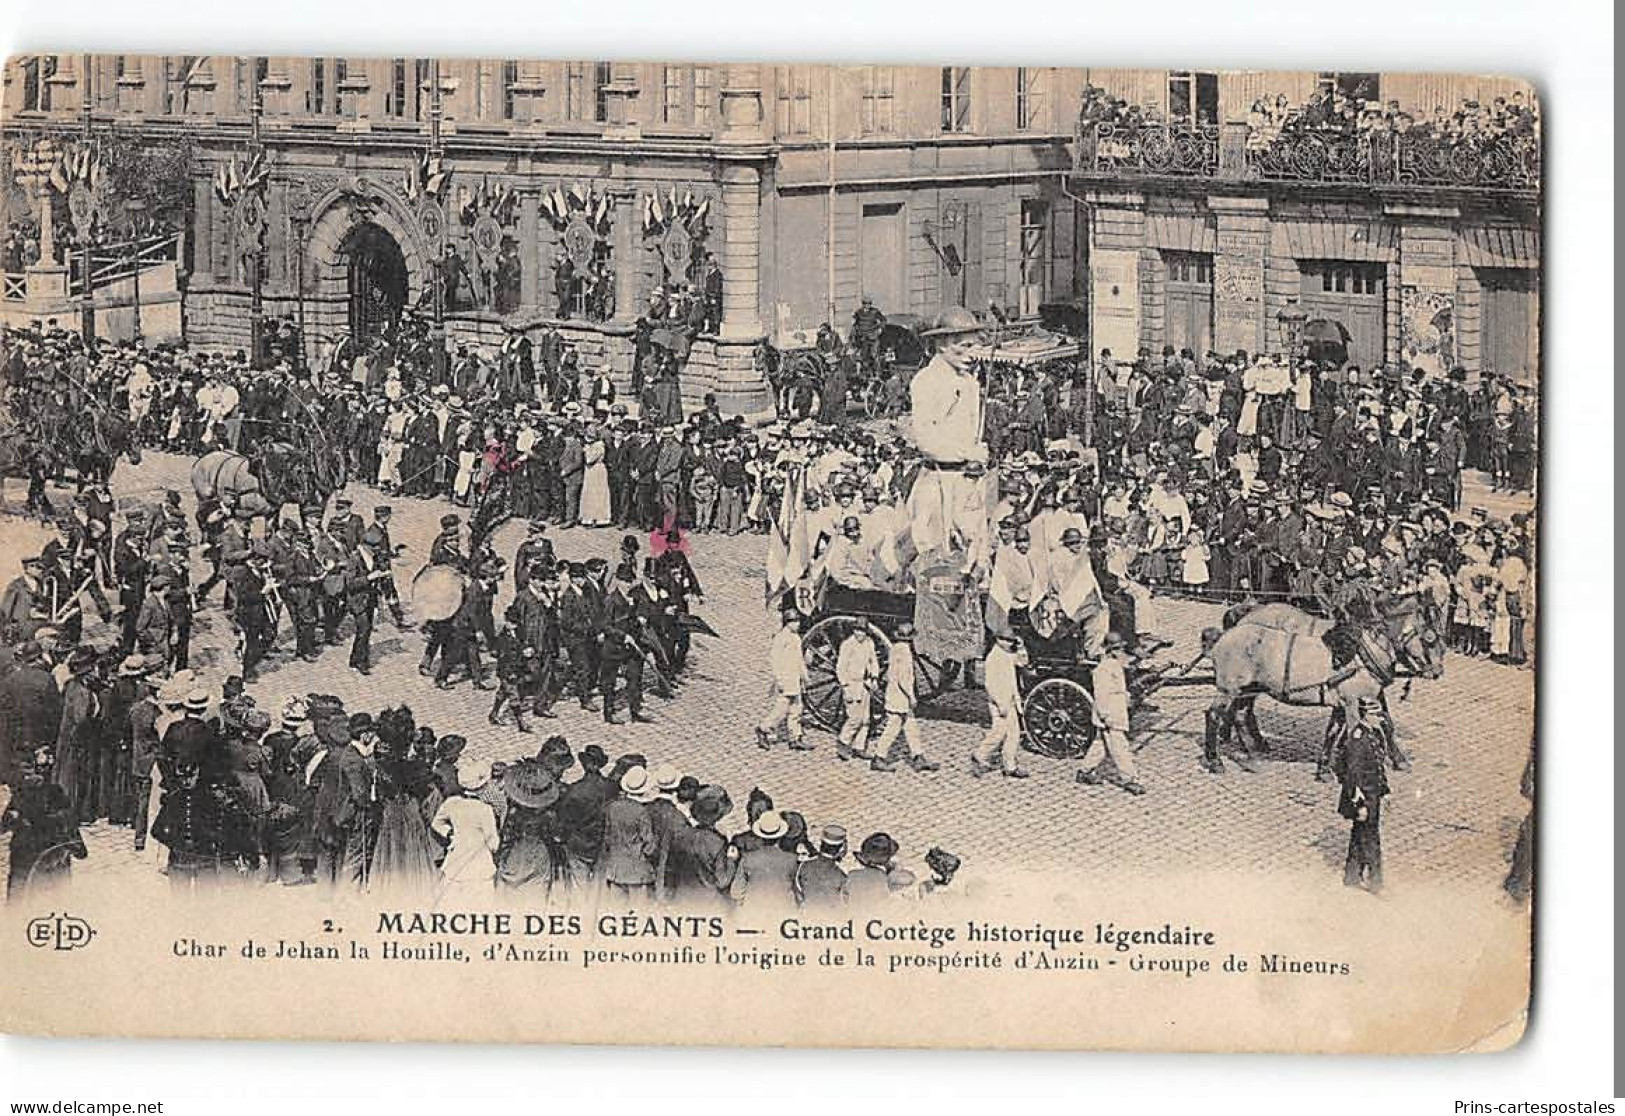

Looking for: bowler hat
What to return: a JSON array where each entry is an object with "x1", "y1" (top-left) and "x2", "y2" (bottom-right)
[
  {"x1": 856, "y1": 831, "x2": 899, "y2": 869},
  {"x1": 578, "y1": 744, "x2": 609, "y2": 770},
  {"x1": 692, "y1": 795, "x2": 727, "y2": 826}
]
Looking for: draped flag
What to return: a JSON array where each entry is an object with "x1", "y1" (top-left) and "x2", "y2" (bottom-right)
[
  {"x1": 765, "y1": 468, "x2": 810, "y2": 606},
  {"x1": 986, "y1": 549, "x2": 1036, "y2": 638}
]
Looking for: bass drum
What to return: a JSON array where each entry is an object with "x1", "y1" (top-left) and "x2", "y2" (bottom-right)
[{"x1": 410, "y1": 563, "x2": 467, "y2": 623}]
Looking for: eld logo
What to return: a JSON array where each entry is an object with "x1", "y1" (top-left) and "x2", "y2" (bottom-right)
[{"x1": 26, "y1": 913, "x2": 96, "y2": 951}]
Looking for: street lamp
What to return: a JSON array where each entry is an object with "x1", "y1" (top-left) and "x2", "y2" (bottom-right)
[
  {"x1": 124, "y1": 198, "x2": 147, "y2": 341},
  {"x1": 1276, "y1": 297, "x2": 1307, "y2": 358}
]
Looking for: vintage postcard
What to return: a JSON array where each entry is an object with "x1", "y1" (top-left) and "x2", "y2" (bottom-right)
[{"x1": 0, "y1": 56, "x2": 1535, "y2": 1051}]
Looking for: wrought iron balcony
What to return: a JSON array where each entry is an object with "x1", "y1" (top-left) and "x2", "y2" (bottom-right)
[
  {"x1": 1072, "y1": 121, "x2": 1541, "y2": 195},
  {"x1": 1077, "y1": 120, "x2": 1220, "y2": 178}
]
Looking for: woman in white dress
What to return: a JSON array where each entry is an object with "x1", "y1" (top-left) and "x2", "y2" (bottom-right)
[{"x1": 580, "y1": 424, "x2": 612, "y2": 527}]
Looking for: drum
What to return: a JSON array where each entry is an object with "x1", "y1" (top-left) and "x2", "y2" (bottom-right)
[{"x1": 410, "y1": 564, "x2": 467, "y2": 622}]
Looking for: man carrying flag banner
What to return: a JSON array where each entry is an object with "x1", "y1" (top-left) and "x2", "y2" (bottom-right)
[{"x1": 765, "y1": 467, "x2": 810, "y2": 608}]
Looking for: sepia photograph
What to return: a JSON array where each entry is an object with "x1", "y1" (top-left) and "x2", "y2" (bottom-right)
[{"x1": 0, "y1": 42, "x2": 1560, "y2": 1059}]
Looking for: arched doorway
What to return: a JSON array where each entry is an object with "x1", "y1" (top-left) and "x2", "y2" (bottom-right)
[{"x1": 342, "y1": 222, "x2": 408, "y2": 343}]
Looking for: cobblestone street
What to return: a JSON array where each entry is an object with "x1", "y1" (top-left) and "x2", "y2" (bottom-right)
[{"x1": 1, "y1": 453, "x2": 1534, "y2": 899}]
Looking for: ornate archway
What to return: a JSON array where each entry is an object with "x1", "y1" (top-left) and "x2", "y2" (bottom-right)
[
  {"x1": 298, "y1": 175, "x2": 429, "y2": 348},
  {"x1": 341, "y1": 222, "x2": 408, "y2": 342}
]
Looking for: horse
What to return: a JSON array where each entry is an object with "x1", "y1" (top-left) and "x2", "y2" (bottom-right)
[
  {"x1": 192, "y1": 447, "x2": 275, "y2": 520},
  {"x1": 73, "y1": 411, "x2": 142, "y2": 489},
  {"x1": 1200, "y1": 601, "x2": 1445, "y2": 776}
]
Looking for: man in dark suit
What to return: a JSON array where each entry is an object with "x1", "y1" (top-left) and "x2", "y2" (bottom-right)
[
  {"x1": 113, "y1": 509, "x2": 151, "y2": 653},
  {"x1": 225, "y1": 545, "x2": 270, "y2": 682},
  {"x1": 330, "y1": 497, "x2": 364, "y2": 551},
  {"x1": 793, "y1": 824, "x2": 850, "y2": 908},
  {"x1": 513, "y1": 521, "x2": 555, "y2": 594},
  {"x1": 599, "y1": 566, "x2": 649, "y2": 724},
  {"x1": 555, "y1": 743, "x2": 614, "y2": 889},
  {"x1": 345, "y1": 531, "x2": 388, "y2": 675},
  {"x1": 310, "y1": 724, "x2": 377, "y2": 890},
  {"x1": 369, "y1": 506, "x2": 411, "y2": 629},
  {"x1": 0, "y1": 641, "x2": 62, "y2": 811},
  {"x1": 159, "y1": 690, "x2": 217, "y2": 777}
]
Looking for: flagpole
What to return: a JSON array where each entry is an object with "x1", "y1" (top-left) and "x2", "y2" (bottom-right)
[
  {"x1": 248, "y1": 82, "x2": 266, "y2": 369},
  {"x1": 79, "y1": 53, "x2": 96, "y2": 343},
  {"x1": 428, "y1": 58, "x2": 448, "y2": 385}
]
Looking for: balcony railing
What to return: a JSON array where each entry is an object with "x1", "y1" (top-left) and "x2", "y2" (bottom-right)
[
  {"x1": 1083, "y1": 121, "x2": 1220, "y2": 178},
  {"x1": 1073, "y1": 121, "x2": 1541, "y2": 193}
]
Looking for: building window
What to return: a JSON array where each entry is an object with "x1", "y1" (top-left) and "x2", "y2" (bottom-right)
[
  {"x1": 565, "y1": 62, "x2": 610, "y2": 122},
  {"x1": 662, "y1": 65, "x2": 685, "y2": 124},
  {"x1": 501, "y1": 60, "x2": 519, "y2": 120},
  {"x1": 860, "y1": 66, "x2": 896, "y2": 135},
  {"x1": 1166, "y1": 252, "x2": 1214, "y2": 285},
  {"x1": 334, "y1": 59, "x2": 348, "y2": 117},
  {"x1": 1317, "y1": 72, "x2": 1380, "y2": 106},
  {"x1": 694, "y1": 66, "x2": 714, "y2": 128},
  {"x1": 20, "y1": 56, "x2": 58, "y2": 112},
  {"x1": 594, "y1": 62, "x2": 612, "y2": 123},
  {"x1": 1168, "y1": 71, "x2": 1219, "y2": 124},
  {"x1": 308, "y1": 59, "x2": 325, "y2": 114},
  {"x1": 1016, "y1": 67, "x2": 1045, "y2": 131},
  {"x1": 1311, "y1": 262, "x2": 1382, "y2": 295},
  {"x1": 1018, "y1": 199, "x2": 1048, "y2": 313},
  {"x1": 387, "y1": 59, "x2": 406, "y2": 117},
  {"x1": 658, "y1": 64, "x2": 715, "y2": 127},
  {"x1": 776, "y1": 66, "x2": 814, "y2": 136},
  {"x1": 941, "y1": 66, "x2": 971, "y2": 132}
]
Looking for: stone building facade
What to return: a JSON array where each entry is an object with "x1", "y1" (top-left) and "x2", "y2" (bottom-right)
[
  {"x1": 2, "y1": 59, "x2": 1540, "y2": 421},
  {"x1": 1070, "y1": 69, "x2": 1540, "y2": 381}
]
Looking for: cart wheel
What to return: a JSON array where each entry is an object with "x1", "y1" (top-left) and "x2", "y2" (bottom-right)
[
  {"x1": 862, "y1": 380, "x2": 886, "y2": 419},
  {"x1": 915, "y1": 653, "x2": 961, "y2": 702},
  {"x1": 1021, "y1": 677, "x2": 1098, "y2": 759},
  {"x1": 802, "y1": 615, "x2": 889, "y2": 733}
]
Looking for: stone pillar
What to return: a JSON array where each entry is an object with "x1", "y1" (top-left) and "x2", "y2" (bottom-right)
[
  {"x1": 718, "y1": 164, "x2": 764, "y2": 342},
  {"x1": 1388, "y1": 203, "x2": 1460, "y2": 377},
  {"x1": 1085, "y1": 190, "x2": 1144, "y2": 359},
  {"x1": 611, "y1": 187, "x2": 639, "y2": 321},
  {"x1": 1209, "y1": 195, "x2": 1271, "y2": 356},
  {"x1": 518, "y1": 192, "x2": 540, "y2": 311},
  {"x1": 710, "y1": 64, "x2": 772, "y2": 419},
  {"x1": 35, "y1": 184, "x2": 58, "y2": 268},
  {"x1": 192, "y1": 176, "x2": 215, "y2": 284}
]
